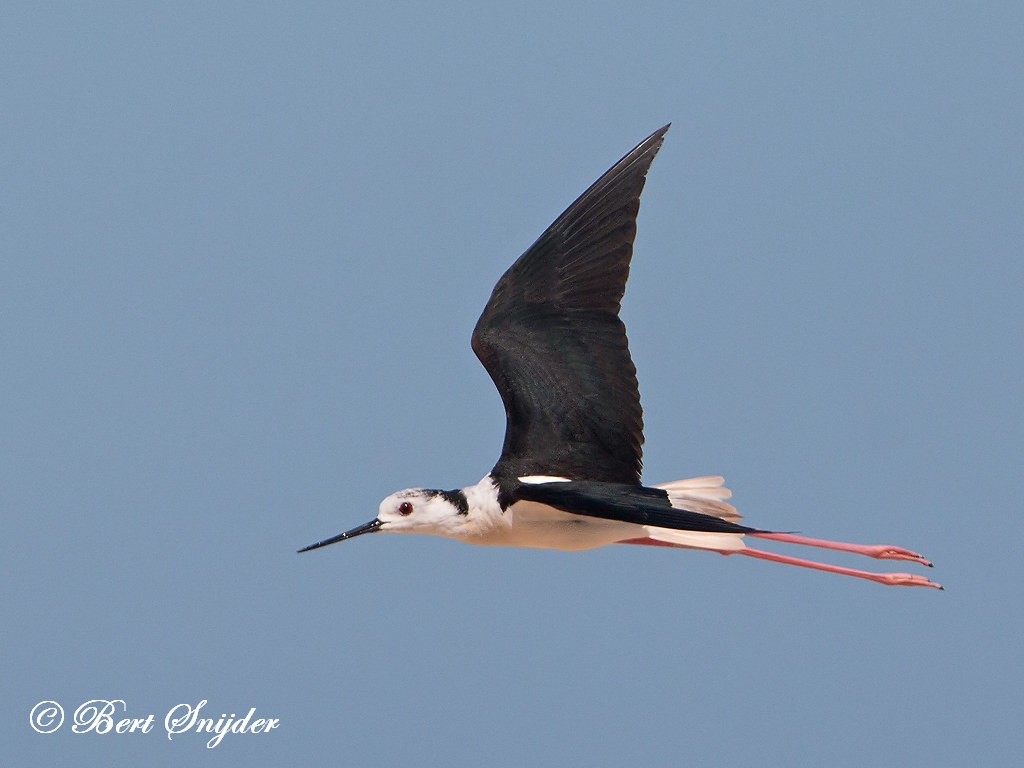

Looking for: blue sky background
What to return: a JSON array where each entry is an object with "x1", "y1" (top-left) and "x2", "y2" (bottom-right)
[{"x1": 2, "y1": 2, "x2": 1021, "y2": 766}]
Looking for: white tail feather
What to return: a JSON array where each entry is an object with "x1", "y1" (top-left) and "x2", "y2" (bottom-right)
[{"x1": 653, "y1": 476, "x2": 741, "y2": 522}]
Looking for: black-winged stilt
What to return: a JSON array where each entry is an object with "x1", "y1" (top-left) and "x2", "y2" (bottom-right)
[{"x1": 300, "y1": 125, "x2": 941, "y2": 590}]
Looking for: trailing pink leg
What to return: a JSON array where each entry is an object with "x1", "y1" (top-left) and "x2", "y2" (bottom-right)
[
  {"x1": 734, "y1": 547, "x2": 942, "y2": 589},
  {"x1": 750, "y1": 532, "x2": 933, "y2": 567},
  {"x1": 617, "y1": 537, "x2": 942, "y2": 589}
]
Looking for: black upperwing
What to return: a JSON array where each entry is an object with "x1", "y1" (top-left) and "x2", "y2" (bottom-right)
[{"x1": 472, "y1": 126, "x2": 669, "y2": 486}]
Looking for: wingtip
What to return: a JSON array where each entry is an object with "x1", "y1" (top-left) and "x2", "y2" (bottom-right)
[
  {"x1": 625, "y1": 125, "x2": 670, "y2": 159},
  {"x1": 644, "y1": 124, "x2": 671, "y2": 148},
  {"x1": 610, "y1": 125, "x2": 670, "y2": 180}
]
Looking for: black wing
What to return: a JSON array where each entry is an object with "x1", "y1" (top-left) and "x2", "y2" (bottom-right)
[
  {"x1": 515, "y1": 481, "x2": 758, "y2": 534},
  {"x1": 472, "y1": 125, "x2": 669, "y2": 486}
]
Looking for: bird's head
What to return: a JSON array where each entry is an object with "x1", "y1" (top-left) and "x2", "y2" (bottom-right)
[{"x1": 298, "y1": 488, "x2": 470, "y2": 553}]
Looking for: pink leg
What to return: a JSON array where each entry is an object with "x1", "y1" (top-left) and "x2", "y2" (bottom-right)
[
  {"x1": 621, "y1": 537, "x2": 708, "y2": 549},
  {"x1": 617, "y1": 538, "x2": 943, "y2": 589},
  {"x1": 750, "y1": 532, "x2": 933, "y2": 567},
  {"x1": 735, "y1": 547, "x2": 942, "y2": 589}
]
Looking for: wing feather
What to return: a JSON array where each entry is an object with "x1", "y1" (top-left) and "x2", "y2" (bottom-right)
[{"x1": 472, "y1": 126, "x2": 669, "y2": 485}]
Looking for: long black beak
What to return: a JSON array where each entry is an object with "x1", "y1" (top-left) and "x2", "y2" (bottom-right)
[{"x1": 298, "y1": 519, "x2": 383, "y2": 553}]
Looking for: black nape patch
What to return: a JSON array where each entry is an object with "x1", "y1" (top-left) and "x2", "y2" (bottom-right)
[{"x1": 427, "y1": 488, "x2": 469, "y2": 516}]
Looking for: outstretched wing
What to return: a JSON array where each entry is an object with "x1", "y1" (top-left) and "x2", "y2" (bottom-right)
[{"x1": 472, "y1": 126, "x2": 669, "y2": 486}]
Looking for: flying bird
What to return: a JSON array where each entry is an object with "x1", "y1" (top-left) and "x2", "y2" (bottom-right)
[{"x1": 301, "y1": 125, "x2": 941, "y2": 589}]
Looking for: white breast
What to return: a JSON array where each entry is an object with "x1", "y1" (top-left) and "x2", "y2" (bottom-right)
[{"x1": 454, "y1": 499, "x2": 644, "y2": 551}]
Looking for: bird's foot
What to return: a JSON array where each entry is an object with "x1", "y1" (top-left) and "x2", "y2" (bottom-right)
[
  {"x1": 877, "y1": 571, "x2": 944, "y2": 589},
  {"x1": 862, "y1": 545, "x2": 933, "y2": 567}
]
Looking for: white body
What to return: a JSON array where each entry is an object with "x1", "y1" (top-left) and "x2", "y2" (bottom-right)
[{"x1": 377, "y1": 476, "x2": 746, "y2": 553}]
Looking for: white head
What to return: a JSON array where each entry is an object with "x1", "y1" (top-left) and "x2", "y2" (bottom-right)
[{"x1": 298, "y1": 487, "x2": 471, "y2": 552}]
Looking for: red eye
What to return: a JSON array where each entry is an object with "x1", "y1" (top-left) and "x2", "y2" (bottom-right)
[{"x1": 399, "y1": 502, "x2": 413, "y2": 516}]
